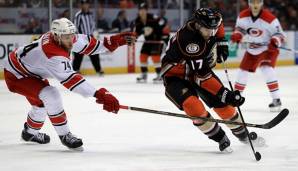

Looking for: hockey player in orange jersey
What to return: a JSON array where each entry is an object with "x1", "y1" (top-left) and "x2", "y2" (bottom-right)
[
  {"x1": 3, "y1": 18, "x2": 135, "y2": 150},
  {"x1": 231, "y1": 0, "x2": 286, "y2": 112}
]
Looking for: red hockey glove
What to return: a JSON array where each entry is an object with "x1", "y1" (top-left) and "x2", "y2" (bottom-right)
[
  {"x1": 95, "y1": 88, "x2": 120, "y2": 114},
  {"x1": 268, "y1": 38, "x2": 279, "y2": 51},
  {"x1": 230, "y1": 32, "x2": 243, "y2": 44},
  {"x1": 103, "y1": 32, "x2": 136, "y2": 52}
]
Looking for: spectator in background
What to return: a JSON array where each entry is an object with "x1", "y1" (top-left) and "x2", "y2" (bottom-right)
[
  {"x1": 168, "y1": 0, "x2": 179, "y2": 9},
  {"x1": 97, "y1": 5, "x2": 110, "y2": 32},
  {"x1": 287, "y1": 6, "x2": 297, "y2": 30},
  {"x1": 61, "y1": 9, "x2": 70, "y2": 19},
  {"x1": 111, "y1": 10, "x2": 129, "y2": 32},
  {"x1": 119, "y1": 0, "x2": 135, "y2": 8},
  {"x1": 24, "y1": 17, "x2": 42, "y2": 34}
]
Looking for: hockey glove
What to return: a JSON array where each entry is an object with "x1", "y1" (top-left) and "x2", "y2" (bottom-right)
[
  {"x1": 217, "y1": 87, "x2": 245, "y2": 107},
  {"x1": 268, "y1": 37, "x2": 279, "y2": 51},
  {"x1": 103, "y1": 32, "x2": 136, "y2": 52},
  {"x1": 230, "y1": 32, "x2": 243, "y2": 44},
  {"x1": 95, "y1": 88, "x2": 120, "y2": 114},
  {"x1": 216, "y1": 39, "x2": 229, "y2": 63}
]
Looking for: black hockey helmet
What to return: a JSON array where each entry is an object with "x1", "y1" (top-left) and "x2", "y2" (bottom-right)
[{"x1": 192, "y1": 8, "x2": 222, "y2": 29}]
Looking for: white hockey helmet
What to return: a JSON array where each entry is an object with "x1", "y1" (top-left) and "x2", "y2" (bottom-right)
[{"x1": 51, "y1": 18, "x2": 76, "y2": 37}]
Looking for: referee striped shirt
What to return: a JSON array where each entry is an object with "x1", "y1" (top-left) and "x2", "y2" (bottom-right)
[{"x1": 74, "y1": 10, "x2": 95, "y2": 35}]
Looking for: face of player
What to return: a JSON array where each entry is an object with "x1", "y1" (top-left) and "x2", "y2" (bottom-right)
[
  {"x1": 139, "y1": 8, "x2": 147, "y2": 19},
  {"x1": 195, "y1": 23, "x2": 216, "y2": 40},
  {"x1": 59, "y1": 34, "x2": 75, "y2": 51},
  {"x1": 249, "y1": 0, "x2": 263, "y2": 17}
]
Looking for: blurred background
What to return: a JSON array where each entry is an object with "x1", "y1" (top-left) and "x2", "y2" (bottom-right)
[{"x1": 0, "y1": 0, "x2": 297, "y2": 34}]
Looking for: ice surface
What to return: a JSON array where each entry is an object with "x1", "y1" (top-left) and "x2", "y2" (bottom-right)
[{"x1": 0, "y1": 66, "x2": 297, "y2": 171}]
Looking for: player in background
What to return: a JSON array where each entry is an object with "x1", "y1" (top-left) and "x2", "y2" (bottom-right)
[
  {"x1": 231, "y1": 0, "x2": 286, "y2": 112},
  {"x1": 132, "y1": 2, "x2": 170, "y2": 83},
  {"x1": 161, "y1": 8, "x2": 264, "y2": 152},
  {"x1": 3, "y1": 18, "x2": 135, "y2": 150}
]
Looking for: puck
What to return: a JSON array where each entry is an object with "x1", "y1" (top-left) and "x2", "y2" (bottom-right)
[
  {"x1": 249, "y1": 132, "x2": 258, "y2": 140},
  {"x1": 255, "y1": 152, "x2": 262, "y2": 161}
]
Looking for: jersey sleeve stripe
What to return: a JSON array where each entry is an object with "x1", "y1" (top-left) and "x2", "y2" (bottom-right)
[
  {"x1": 60, "y1": 73, "x2": 76, "y2": 84},
  {"x1": 69, "y1": 79, "x2": 86, "y2": 91},
  {"x1": 81, "y1": 37, "x2": 98, "y2": 55},
  {"x1": 62, "y1": 73, "x2": 85, "y2": 90},
  {"x1": 88, "y1": 40, "x2": 100, "y2": 56},
  {"x1": 78, "y1": 44, "x2": 88, "y2": 54}
]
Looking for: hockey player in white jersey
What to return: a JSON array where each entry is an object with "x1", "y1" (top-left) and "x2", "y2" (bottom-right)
[
  {"x1": 231, "y1": 0, "x2": 286, "y2": 112},
  {"x1": 3, "y1": 18, "x2": 135, "y2": 149}
]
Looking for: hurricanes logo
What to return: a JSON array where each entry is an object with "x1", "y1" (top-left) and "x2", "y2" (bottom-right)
[
  {"x1": 186, "y1": 43, "x2": 200, "y2": 54},
  {"x1": 247, "y1": 28, "x2": 263, "y2": 37}
]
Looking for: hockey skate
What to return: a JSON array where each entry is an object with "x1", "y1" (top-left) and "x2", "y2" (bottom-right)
[
  {"x1": 219, "y1": 135, "x2": 233, "y2": 153},
  {"x1": 136, "y1": 73, "x2": 147, "y2": 83},
  {"x1": 21, "y1": 123, "x2": 50, "y2": 144},
  {"x1": 269, "y1": 99, "x2": 282, "y2": 112},
  {"x1": 239, "y1": 132, "x2": 266, "y2": 147},
  {"x1": 59, "y1": 132, "x2": 83, "y2": 150},
  {"x1": 153, "y1": 74, "x2": 163, "y2": 84},
  {"x1": 98, "y1": 70, "x2": 104, "y2": 77}
]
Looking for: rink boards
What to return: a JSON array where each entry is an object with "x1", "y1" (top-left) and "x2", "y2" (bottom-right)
[{"x1": 0, "y1": 31, "x2": 297, "y2": 79}]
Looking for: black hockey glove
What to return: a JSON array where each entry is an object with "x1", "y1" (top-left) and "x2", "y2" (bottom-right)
[
  {"x1": 216, "y1": 39, "x2": 229, "y2": 63},
  {"x1": 217, "y1": 87, "x2": 245, "y2": 107}
]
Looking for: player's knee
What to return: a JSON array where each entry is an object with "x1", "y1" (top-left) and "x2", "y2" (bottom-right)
[
  {"x1": 140, "y1": 54, "x2": 149, "y2": 63},
  {"x1": 152, "y1": 55, "x2": 161, "y2": 63},
  {"x1": 39, "y1": 86, "x2": 63, "y2": 114},
  {"x1": 213, "y1": 105, "x2": 236, "y2": 120},
  {"x1": 182, "y1": 96, "x2": 207, "y2": 117}
]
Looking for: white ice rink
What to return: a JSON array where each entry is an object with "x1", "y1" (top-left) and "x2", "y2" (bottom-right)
[{"x1": 0, "y1": 66, "x2": 297, "y2": 171}]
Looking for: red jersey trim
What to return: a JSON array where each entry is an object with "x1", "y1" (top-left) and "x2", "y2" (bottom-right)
[
  {"x1": 239, "y1": 8, "x2": 276, "y2": 23},
  {"x1": 41, "y1": 32, "x2": 70, "y2": 59},
  {"x1": 61, "y1": 73, "x2": 85, "y2": 90},
  {"x1": 80, "y1": 36, "x2": 99, "y2": 55}
]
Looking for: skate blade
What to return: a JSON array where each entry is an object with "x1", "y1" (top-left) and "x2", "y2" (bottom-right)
[
  {"x1": 270, "y1": 106, "x2": 281, "y2": 112},
  {"x1": 153, "y1": 80, "x2": 163, "y2": 84},
  {"x1": 221, "y1": 146, "x2": 233, "y2": 153},
  {"x1": 67, "y1": 146, "x2": 84, "y2": 152},
  {"x1": 136, "y1": 80, "x2": 147, "y2": 83}
]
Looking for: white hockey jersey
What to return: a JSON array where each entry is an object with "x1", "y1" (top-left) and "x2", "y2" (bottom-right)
[
  {"x1": 4, "y1": 32, "x2": 110, "y2": 97},
  {"x1": 233, "y1": 8, "x2": 285, "y2": 55}
]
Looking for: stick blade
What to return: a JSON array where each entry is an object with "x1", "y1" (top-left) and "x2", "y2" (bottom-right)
[{"x1": 262, "y1": 108, "x2": 289, "y2": 129}]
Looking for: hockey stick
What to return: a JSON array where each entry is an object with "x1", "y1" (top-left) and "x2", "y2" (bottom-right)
[
  {"x1": 119, "y1": 105, "x2": 288, "y2": 129},
  {"x1": 220, "y1": 55, "x2": 261, "y2": 161}
]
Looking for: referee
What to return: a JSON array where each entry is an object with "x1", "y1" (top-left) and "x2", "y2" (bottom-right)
[{"x1": 73, "y1": 0, "x2": 104, "y2": 75}]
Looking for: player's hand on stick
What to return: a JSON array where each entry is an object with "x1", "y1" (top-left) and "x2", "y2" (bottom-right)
[
  {"x1": 216, "y1": 38, "x2": 229, "y2": 63},
  {"x1": 268, "y1": 37, "x2": 279, "y2": 51},
  {"x1": 104, "y1": 32, "x2": 136, "y2": 52},
  {"x1": 217, "y1": 88, "x2": 245, "y2": 107},
  {"x1": 95, "y1": 88, "x2": 120, "y2": 114}
]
